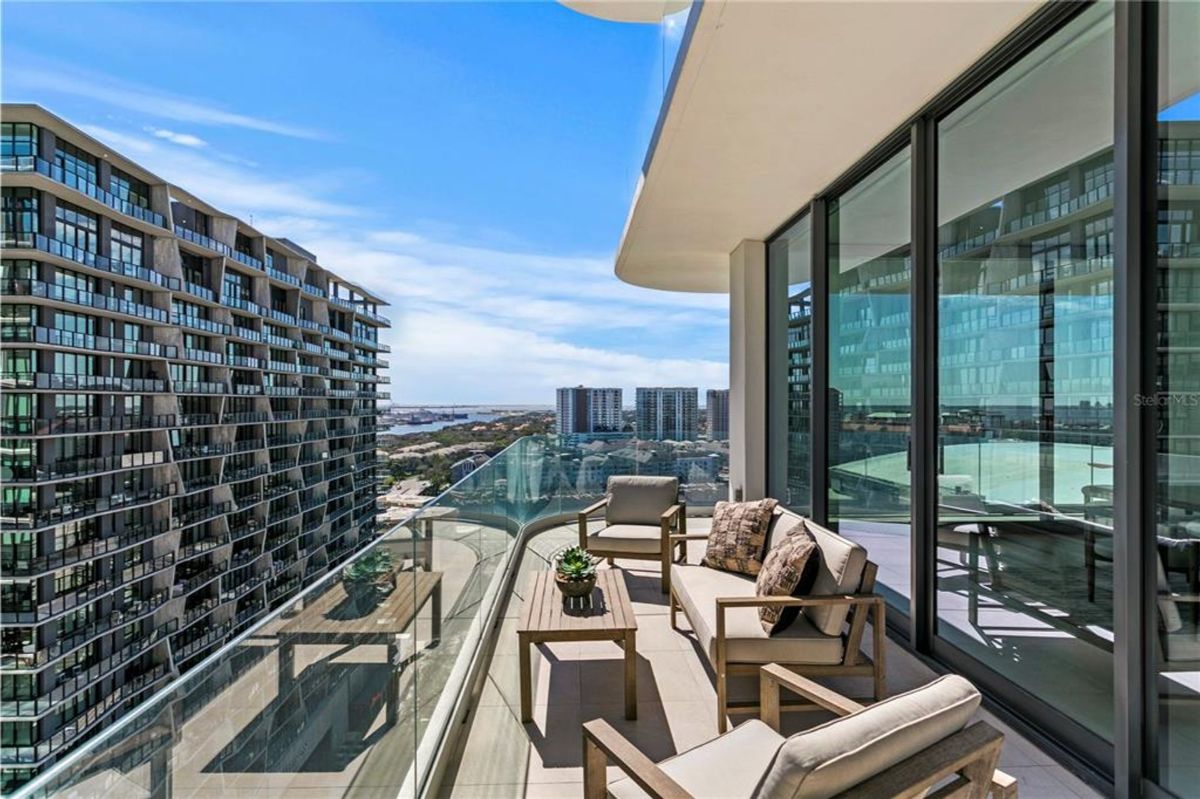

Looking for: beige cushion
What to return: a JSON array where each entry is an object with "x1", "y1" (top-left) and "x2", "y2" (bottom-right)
[
  {"x1": 607, "y1": 475, "x2": 679, "y2": 526},
  {"x1": 588, "y1": 524, "x2": 662, "y2": 556},
  {"x1": 703, "y1": 498, "x2": 779, "y2": 575},
  {"x1": 756, "y1": 675, "x2": 982, "y2": 799},
  {"x1": 607, "y1": 719, "x2": 784, "y2": 799},
  {"x1": 766, "y1": 510, "x2": 868, "y2": 636},
  {"x1": 672, "y1": 564, "x2": 844, "y2": 665}
]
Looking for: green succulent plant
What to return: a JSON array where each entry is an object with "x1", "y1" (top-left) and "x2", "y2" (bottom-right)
[
  {"x1": 343, "y1": 549, "x2": 394, "y2": 586},
  {"x1": 554, "y1": 546, "x2": 598, "y2": 581}
]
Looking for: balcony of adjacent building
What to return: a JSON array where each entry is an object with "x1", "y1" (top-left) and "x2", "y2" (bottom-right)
[{"x1": 7, "y1": 435, "x2": 1114, "y2": 799}]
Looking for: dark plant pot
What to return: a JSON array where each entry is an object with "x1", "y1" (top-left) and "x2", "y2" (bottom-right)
[{"x1": 554, "y1": 572, "x2": 596, "y2": 599}]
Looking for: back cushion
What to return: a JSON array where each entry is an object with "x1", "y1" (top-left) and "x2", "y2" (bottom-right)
[
  {"x1": 787, "y1": 517, "x2": 867, "y2": 636},
  {"x1": 606, "y1": 476, "x2": 679, "y2": 525},
  {"x1": 754, "y1": 675, "x2": 981, "y2": 799}
]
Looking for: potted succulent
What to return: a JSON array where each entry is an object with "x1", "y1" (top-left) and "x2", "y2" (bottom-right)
[
  {"x1": 341, "y1": 549, "x2": 396, "y2": 612},
  {"x1": 553, "y1": 545, "x2": 598, "y2": 600}
]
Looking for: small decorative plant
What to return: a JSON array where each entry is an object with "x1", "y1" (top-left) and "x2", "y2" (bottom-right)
[
  {"x1": 342, "y1": 549, "x2": 396, "y2": 610},
  {"x1": 554, "y1": 546, "x2": 598, "y2": 599}
]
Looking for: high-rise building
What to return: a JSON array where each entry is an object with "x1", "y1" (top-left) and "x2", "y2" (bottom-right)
[
  {"x1": 705, "y1": 389, "x2": 729, "y2": 440},
  {"x1": 0, "y1": 105, "x2": 392, "y2": 790},
  {"x1": 555, "y1": 386, "x2": 622, "y2": 435},
  {"x1": 635, "y1": 387, "x2": 698, "y2": 441}
]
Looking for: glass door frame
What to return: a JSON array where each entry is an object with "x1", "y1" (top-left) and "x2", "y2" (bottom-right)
[{"x1": 763, "y1": 1, "x2": 1179, "y2": 793}]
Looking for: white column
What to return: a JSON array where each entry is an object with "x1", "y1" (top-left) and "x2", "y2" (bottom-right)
[{"x1": 728, "y1": 239, "x2": 767, "y2": 501}]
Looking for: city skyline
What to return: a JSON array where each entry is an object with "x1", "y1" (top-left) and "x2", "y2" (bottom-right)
[{"x1": 0, "y1": 2, "x2": 729, "y2": 405}]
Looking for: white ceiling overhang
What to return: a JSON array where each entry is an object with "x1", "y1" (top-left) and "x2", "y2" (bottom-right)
[{"x1": 615, "y1": 0, "x2": 1045, "y2": 293}]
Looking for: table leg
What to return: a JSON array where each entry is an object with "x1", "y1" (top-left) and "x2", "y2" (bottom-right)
[
  {"x1": 519, "y1": 633, "x2": 533, "y2": 723},
  {"x1": 431, "y1": 582, "x2": 442, "y2": 647},
  {"x1": 387, "y1": 638, "x2": 399, "y2": 725},
  {"x1": 623, "y1": 631, "x2": 637, "y2": 720}
]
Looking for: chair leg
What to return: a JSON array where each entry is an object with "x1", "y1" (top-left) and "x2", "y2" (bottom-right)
[
  {"x1": 582, "y1": 733, "x2": 607, "y2": 799},
  {"x1": 669, "y1": 589, "x2": 678, "y2": 631},
  {"x1": 607, "y1": 557, "x2": 615, "y2": 566},
  {"x1": 873, "y1": 601, "x2": 887, "y2": 701},
  {"x1": 716, "y1": 656, "x2": 728, "y2": 733}
]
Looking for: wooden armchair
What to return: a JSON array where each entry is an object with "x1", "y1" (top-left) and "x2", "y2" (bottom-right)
[
  {"x1": 579, "y1": 476, "x2": 686, "y2": 593},
  {"x1": 584, "y1": 665, "x2": 1017, "y2": 799}
]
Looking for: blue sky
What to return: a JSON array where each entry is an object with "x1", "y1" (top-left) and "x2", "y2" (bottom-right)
[{"x1": 2, "y1": 1, "x2": 727, "y2": 405}]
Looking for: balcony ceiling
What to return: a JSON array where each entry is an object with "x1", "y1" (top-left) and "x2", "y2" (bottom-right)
[
  {"x1": 560, "y1": 0, "x2": 688, "y2": 23},
  {"x1": 614, "y1": 0, "x2": 1041, "y2": 293}
]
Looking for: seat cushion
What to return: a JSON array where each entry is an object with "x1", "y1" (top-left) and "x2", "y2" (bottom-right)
[
  {"x1": 672, "y1": 564, "x2": 844, "y2": 665},
  {"x1": 756, "y1": 522, "x2": 820, "y2": 634},
  {"x1": 606, "y1": 475, "x2": 679, "y2": 526},
  {"x1": 765, "y1": 512, "x2": 868, "y2": 637},
  {"x1": 588, "y1": 524, "x2": 662, "y2": 556},
  {"x1": 755, "y1": 675, "x2": 981, "y2": 799},
  {"x1": 702, "y1": 498, "x2": 779, "y2": 576},
  {"x1": 608, "y1": 719, "x2": 784, "y2": 799}
]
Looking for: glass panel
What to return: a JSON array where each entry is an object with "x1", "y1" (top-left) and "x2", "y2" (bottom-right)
[
  {"x1": 1154, "y1": 1, "x2": 1200, "y2": 793},
  {"x1": 768, "y1": 214, "x2": 813, "y2": 514},
  {"x1": 828, "y1": 149, "x2": 912, "y2": 608},
  {"x1": 935, "y1": 1, "x2": 1114, "y2": 740},
  {"x1": 14, "y1": 435, "x2": 728, "y2": 797}
]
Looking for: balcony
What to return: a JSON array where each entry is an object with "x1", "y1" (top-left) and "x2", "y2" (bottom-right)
[
  {"x1": 2, "y1": 326, "x2": 177, "y2": 360},
  {"x1": 3, "y1": 279, "x2": 167, "y2": 324},
  {"x1": 11, "y1": 437, "x2": 726, "y2": 791},
  {"x1": 7, "y1": 157, "x2": 167, "y2": 227}
]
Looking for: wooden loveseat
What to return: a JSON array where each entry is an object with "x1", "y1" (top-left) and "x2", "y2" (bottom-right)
[{"x1": 667, "y1": 506, "x2": 886, "y2": 731}]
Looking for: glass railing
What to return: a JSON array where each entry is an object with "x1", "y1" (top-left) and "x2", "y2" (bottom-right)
[{"x1": 13, "y1": 434, "x2": 728, "y2": 798}]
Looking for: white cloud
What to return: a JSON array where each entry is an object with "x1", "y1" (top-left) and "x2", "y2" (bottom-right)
[
  {"x1": 5, "y1": 58, "x2": 324, "y2": 140},
  {"x1": 145, "y1": 127, "x2": 207, "y2": 149},
  {"x1": 67, "y1": 125, "x2": 728, "y2": 404},
  {"x1": 80, "y1": 126, "x2": 358, "y2": 220}
]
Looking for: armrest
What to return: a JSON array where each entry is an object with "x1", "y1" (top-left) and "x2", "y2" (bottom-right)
[
  {"x1": 579, "y1": 497, "x2": 609, "y2": 520},
  {"x1": 583, "y1": 719, "x2": 690, "y2": 799},
  {"x1": 760, "y1": 663, "x2": 864, "y2": 730},
  {"x1": 669, "y1": 533, "x2": 711, "y2": 542},
  {"x1": 660, "y1": 504, "x2": 684, "y2": 524}
]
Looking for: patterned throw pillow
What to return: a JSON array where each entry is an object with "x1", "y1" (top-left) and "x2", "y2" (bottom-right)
[
  {"x1": 701, "y1": 498, "x2": 779, "y2": 575},
  {"x1": 756, "y1": 522, "x2": 820, "y2": 634}
]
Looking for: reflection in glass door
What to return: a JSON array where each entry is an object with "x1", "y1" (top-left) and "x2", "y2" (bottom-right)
[
  {"x1": 827, "y1": 148, "x2": 912, "y2": 608},
  {"x1": 935, "y1": 1, "x2": 1115, "y2": 742},
  {"x1": 1153, "y1": 2, "x2": 1200, "y2": 794}
]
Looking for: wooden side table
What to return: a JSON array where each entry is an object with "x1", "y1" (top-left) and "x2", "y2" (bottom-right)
[{"x1": 516, "y1": 569, "x2": 638, "y2": 723}]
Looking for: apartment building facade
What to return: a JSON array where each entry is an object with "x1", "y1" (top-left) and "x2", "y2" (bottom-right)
[
  {"x1": 554, "y1": 385, "x2": 622, "y2": 435},
  {"x1": 0, "y1": 105, "x2": 391, "y2": 791},
  {"x1": 705, "y1": 388, "x2": 729, "y2": 440},
  {"x1": 635, "y1": 386, "x2": 698, "y2": 441},
  {"x1": 569, "y1": 1, "x2": 1199, "y2": 795}
]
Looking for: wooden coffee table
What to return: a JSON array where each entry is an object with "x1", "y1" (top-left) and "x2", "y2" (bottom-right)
[{"x1": 516, "y1": 569, "x2": 638, "y2": 722}]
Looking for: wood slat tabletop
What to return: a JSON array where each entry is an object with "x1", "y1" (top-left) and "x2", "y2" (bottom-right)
[
  {"x1": 517, "y1": 570, "x2": 636, "y2": 638},
  {"x1": 280, "y1": 570, "x2": 443, "y2": 638}
]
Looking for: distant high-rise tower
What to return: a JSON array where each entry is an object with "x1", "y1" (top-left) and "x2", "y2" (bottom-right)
[
  {"x1": 556, "y1": 386, "x2": 623, "y2": 434},
  {"x1": 706, "y1": 389, "x2": 730, "y2": 440},
  {"x1": 636, "y1": 387, "x2": 698, "y2": 441}
]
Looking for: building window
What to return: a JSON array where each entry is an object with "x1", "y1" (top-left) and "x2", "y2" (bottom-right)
[
  {"x1": 110, "y1": 167, "x2": 150, "y2": 210},
  {"x1": 767, "y1": 214, "x2": 812, "y2": 514},
  {"x1": 54, "y1": 140, "x2": 97, "y2": 187},
  {"x1": 1, "y1": 123, "x2": 37, "y2": 170},
  {"x1": 110, "y1": 224, "x2": 143, "y2": 267},
  {"x1": 826, "y1": 146, "x2": 912, "y2": 609},
  {"x1": 55, "y1": 202, "x2": 98, "y2": 253},
  {"x1": 935, "y1": 0, "x2": 1114, "y2": 742},
  {"x1": 1, "y1": 188, "x2": 38, "y2": 246}
]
